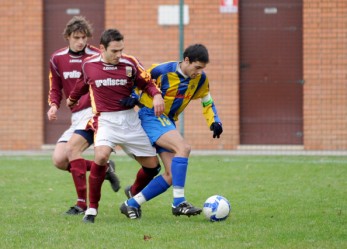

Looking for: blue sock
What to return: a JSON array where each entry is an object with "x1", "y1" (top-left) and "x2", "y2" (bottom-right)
[
  {"x1": 127, "y1": 198, "x2": 141, "y2": 208},
  {"x1": 171, "y1": 157, "x2": 188, "y2": 206},
  {"x1": 142, "y1": 175, "x2": 170, "y2": 201},
  {"x1": 127, "y1": 175, "x2": 170, "y2": 208}
]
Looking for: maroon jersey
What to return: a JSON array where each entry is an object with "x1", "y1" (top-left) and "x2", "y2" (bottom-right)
[
  {"x1": 69, "y1": 53, "x2": 160, "y2": 113},
  {"x1": 48, "y1": 44, "x2": 100, "y2": 113}
]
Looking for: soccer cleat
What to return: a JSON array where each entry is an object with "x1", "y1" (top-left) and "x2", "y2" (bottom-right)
[
  {"x1": 120, "y1": 202, "x2": 141, "y2": 219},
  {"x1": 172, "y1": 201, "x2": 202, "y2": 217},
  {"x1": 124, "y1": 185, "x2": 133, "y2": 199},
  {"x1": 105, "y1": 160, "x2": 121, "y2": 192},
  {"x1": 82, "y1": 208, "x2": 97, "y2": 223},
  {"x1": 65, "y1": 205, "x2": 85, "y2": 215}
]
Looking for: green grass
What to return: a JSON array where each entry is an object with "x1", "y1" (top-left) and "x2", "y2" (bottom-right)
[{"x1": 0, "y1": 155, "x2": 346, "y2": 249}]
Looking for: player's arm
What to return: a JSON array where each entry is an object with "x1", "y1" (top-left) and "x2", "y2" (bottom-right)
[
  {"x1": 67, "y1": 77, "x2": 89, "y2": 108},
  {"x1": 201, "y1": 93, "x2": 223, "y2": 139},
  {"x1": 47, "y1": 58, "x2": 63, "y2": 121}
]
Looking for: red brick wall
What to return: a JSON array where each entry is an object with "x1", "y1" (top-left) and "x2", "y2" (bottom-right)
[
  {"x1": 0, "y1": 1, "x2": 43, "y2": 150},
  {"x1": 303, "y1": 0, "x2": 347, "y2": 150},
  {"x1": 1, "y1": 0, "x2": 346, "y2": 150}
]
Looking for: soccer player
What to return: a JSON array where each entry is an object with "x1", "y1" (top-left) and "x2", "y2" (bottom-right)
[
  {"x1": 67, "y1": 29, "x2": 165, "y2": 223},
  {"x1": 47, "y1": 16, "x2": 120, "y2": 215},
  {"x1": 120, "y1": 44, "x2": 223, "y2": 219}
]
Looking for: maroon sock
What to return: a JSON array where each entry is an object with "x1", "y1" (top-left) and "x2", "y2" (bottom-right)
[
  {"x1": 131, "y1": 168, "x2": 155, "y2": 195},
  {"x1": 70, "y1": 158, "x2": 87, "y2": 210},
  {"x1": 85, "y1": 160, "x2": 93, "y2": 171},
  {"x1": 89, "y1": 162, "x2": 107, "y2": 209}
]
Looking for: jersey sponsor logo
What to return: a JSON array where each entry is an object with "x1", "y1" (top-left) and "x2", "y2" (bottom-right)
[
  {"x1": 95, "y1": 78, "x2": 128, "y2": 87},
  {"x1": 166, "y1": 89, "x2": 192, "y2": 99},
  {"x1": 63, "y1": 70, "x2": 81, "y2": 79},
  {"x1": 103, "y1": 66, "x2": 117, "y2": 70},
  {"x1": 70, "y1": 59, "x2": 82, "y2": 63}
]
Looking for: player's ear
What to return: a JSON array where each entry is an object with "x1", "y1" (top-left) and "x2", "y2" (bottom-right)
[
  {"x1": 99, "y1": 44, "x2": 106, "y2": 52},
  {"x1": 183, "y1": 57, "x2": 190, "y2": 63}
]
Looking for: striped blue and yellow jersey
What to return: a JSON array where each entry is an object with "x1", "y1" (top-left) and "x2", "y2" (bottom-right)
[{"x1": 140, "y1": 61, "x2": 221, "y2": 127}]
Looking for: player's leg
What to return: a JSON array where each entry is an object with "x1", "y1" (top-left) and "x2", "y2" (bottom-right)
[
  {"x1": 158, "y1": 151, "x2": 174, "y2": 185},
  {"x1": 122, "y1": 109, "x2": 165, "y2": 197},
  {"x1": 52, "y1": 123, "x2": 77, "y2": 171},
  {"x1": 52, "y1": 124, "x2": 85, "y2": 214},
  {"x1": 124, "y1": 155, "x2": 162, "y2": 198},
  {"x1": 67, "y1": 128, "x2": 120, "y2": 195},
  {"x1": 52, "y1": 142, "x2": 69, "y2": 170},
  {"x1": 123, "y1": 151, "x2": 173, "y2": 213},
  {"x1": 119, "y1": 118, "x2": 164, "y2": 219},
  {"x1": 83, "y1": 145, "x2": 111, "y2": 223},
  {"x1": 156, "y1": 129, "x2": 190, "y2": 206},
  {"x1": 120, "y1": 154, "x2": 170, "y2": 219},
  {"x1": 65, "y1": 131, "x2": 92, "y2": 214},
  {"x1": 155, "y1": 130, "x2": 202, "y2": 216},
  {"x1": 124, "y1": 110, "x2": 174, "y2": 197}
]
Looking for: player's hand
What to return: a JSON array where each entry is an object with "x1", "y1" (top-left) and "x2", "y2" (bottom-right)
[
  {"x1": 47, "y1": 105, "x2": 58, "y2": 121},
  {"x1": 152, "y1": 94, "x2": 164, "y2": 117},
  {"x1": 66, "y1": 98, "x2": 78, "y2": 108},
  {"x1": 210, "y1": 122, "x2": 223, "y2": 138},
  {"x1": 119, "y1": 97, "x2": 143, "y2": 108}
]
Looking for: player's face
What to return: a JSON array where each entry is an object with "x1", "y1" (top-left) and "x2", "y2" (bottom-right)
[
  {"x1": 182, "y1": 58, "x2": 206, "y2": 79},
  {"x1": 68, "y1": 32, "x2": 88, "y2": 52},
  {"x1": 101, "y1": 40, "x2": 124, "y2": 65}
]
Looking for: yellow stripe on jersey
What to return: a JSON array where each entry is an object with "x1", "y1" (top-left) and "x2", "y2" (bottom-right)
[{"x1": 89, "y1": 86, "x2": 97, "y2": 114}]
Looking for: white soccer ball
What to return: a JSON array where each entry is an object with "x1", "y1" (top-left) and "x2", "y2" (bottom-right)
[{"x1": 203, "y1": 195, "x2": 231, "y2": 222}]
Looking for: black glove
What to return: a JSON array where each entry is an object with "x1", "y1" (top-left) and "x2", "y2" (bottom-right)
[
  {"x1": 210, "y1": 122, "x2": 223, "y2": 138},
  {"x1": 120, "y1": 97, "x2": 142, "y2": 108}
]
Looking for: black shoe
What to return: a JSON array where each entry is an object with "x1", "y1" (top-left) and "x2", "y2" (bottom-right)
[
  {"x1": 172, "y1": 201, "x2": 202, "y2": 217},
  {"x1": 82, "y1": 208, "x2": 97, "y2": 223},
  {"x1": 120, "y1": 202, "x2": 141, "y2": 219},
  {"x1": 65, "y1": 205, "x2": 85, "y2": 215},
  {"x1": 105, "y1": 160, "x2": 121, "y2": 192},
  {"x1": 124, "y1": 185, "x2": 133, "y2": 199}
]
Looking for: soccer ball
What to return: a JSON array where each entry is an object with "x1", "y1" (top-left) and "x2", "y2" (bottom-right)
[{"x1": 203, "y1": 195, "x2": 231, "y2": 222}]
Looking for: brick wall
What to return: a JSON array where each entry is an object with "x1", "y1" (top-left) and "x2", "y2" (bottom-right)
[
  {"x1": 303, "y1": 0, "x2": 347, "y2": 149},
  {"x1": 1, "y1": 0, "x2": 346, "y2": 150},
  {"x1": 0, "y1": 1, "x2": 43, "y2": 150}
]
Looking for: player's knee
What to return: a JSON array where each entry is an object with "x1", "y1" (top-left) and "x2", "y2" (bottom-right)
[
  {"x1": 142, "y1": 164, "x2": 161, "y2": 177},
  {"x1": 52, "y1": 156, "x2": 69, "y2": 171},
  {"x1": 184, "y1": 143, "x2": 191, "y2": 154},
  {"x1": 94, "y1": 151, "x2": 110, "y2": 166},
  {"x1": 176, "y1": 142, "x2": 191, "y2": 157}
]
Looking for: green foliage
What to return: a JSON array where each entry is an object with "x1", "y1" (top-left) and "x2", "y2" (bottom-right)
[{"x1": 0, "y1": 155, "x2": 346, "y2": 249}]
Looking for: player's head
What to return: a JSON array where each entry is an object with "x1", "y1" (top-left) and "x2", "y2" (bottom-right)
[
  {"x1": 100, "y1": 29, "x2": 125, "y2": 65},
  {"x1": 63, "y1": 16, "x2": 93, "y2": 53},
  {"x1": 181, "y1": 44, "x2": 209, "y2": 79}
]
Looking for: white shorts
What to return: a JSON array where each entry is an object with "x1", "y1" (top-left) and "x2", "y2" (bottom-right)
[
  {"x1": 94, "y1": 109, "x2": 156, "y2": 157},
  {"x1": 57, "y1": 107, "x2": 93, "y2": 143}
]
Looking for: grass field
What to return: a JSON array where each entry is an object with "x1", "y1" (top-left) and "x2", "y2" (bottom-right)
[{"x1": 0, "y1": 155, "x2": 346, "y2": 249}]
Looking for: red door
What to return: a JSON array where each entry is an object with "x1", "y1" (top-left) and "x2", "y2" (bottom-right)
[
  {"x1": 239, "y1": 0, "x2": 303, "y2": 144},
  {"x1": 43, "y1": 0, "x2": 104, "y2": 144}
]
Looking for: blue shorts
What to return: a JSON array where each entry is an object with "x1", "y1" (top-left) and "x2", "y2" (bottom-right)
[
  {"x1": 139, "y1": 107, "x2": 175, "y2": 153},
  {"x1": 74, "y1": 129, "x2": 94, "y2": 146}
]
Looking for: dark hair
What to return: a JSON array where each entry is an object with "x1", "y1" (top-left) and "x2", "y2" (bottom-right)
[
  {"x1": 100, "y1": 29, "x2": 124, "y2": 49},
  {"x1": 183, "y1": 44, "x2": 209, "y2": 63},
  {"x1": 63, "y1": 16, "x2": 93, "y2": 39}
]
